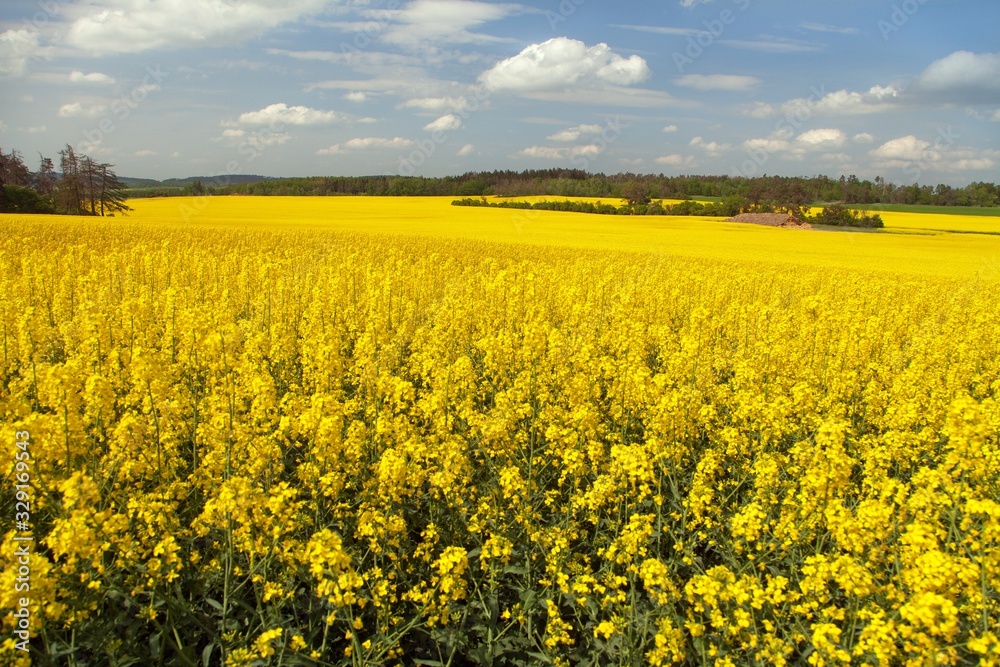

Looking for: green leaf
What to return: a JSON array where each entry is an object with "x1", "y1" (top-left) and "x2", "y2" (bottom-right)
[{"x1": 202, "y1": 642, "x2": 215, "y2": 667}]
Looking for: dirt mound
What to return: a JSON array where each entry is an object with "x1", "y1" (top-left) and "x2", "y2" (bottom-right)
[{"x1": 726, "y1": 213, "x2": 813, "y2": 230}]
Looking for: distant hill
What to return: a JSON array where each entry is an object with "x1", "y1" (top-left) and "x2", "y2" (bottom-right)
[{"x1": 122, "y1": 175, "x2": 277, "y2": 190}]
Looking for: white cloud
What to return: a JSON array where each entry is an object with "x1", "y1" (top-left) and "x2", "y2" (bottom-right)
[
  {"x1": 317, "y1": 137, "x2": 415, "y2": 154},
  {"x1": 58, "y1": 102, "x2": 108, "y2": 118},
  {"x1": 344, "y1": 92, "x2": 370, "y2": 103},
  {"x1": 0, "y1": 29, "x2": 39, "y2": 78},
  {"x1": 0, "y1": 120, "x2": 6, "y2": 133},
  {"x1": 662, "y1": 125, "x2": 678, "y2": 133},
  {"x1": 689, "y1": 136, "x2": 730, "y2": 155},
  {"x1": 741, "y1": 128, "x2": 847, "y2": 158},
  {"x1": 655, "y1": 154, "x2": 692, "y2": 166},
  {"x1": 548, "y1": 124, "x2": 603, "y2": 142},
  {"x1": 675, "y1": 74, "x2": 761, "y2": 92},
  {"x1": 238, "y1": 103, "x2": 350, "y2": 126},
  {"x1": 951, "y1": 158, "x2": 996, "y2": 170},
  {"x1": 382, "y1": 0, "x2": 521, "y2": 47},
  {"x1": 519, "y1": 144, "x2": 603, "y2": 160},
  {"x1": 69, "y1": 71, "x2": 116, "y2": 85},
  {"x1": 134, "y1": 149, "x2": 157, "y2": 156},
  {"x1": 853, "y1": 132, "x2": 875, "y2": 143},
  {"x1": 743, "y1": 133, "x2": 796, "y2": 156},
  {"x1": 993, "y1": 109, "x2": 1000, "y2": 122},
  {"x1": 869, "y1": 134, "x2": 997, "y2": 173},
  {"x1": 870, "y1": 135, "x2": 932, "y2": 162},
  {"x1": 65, "y1": 0, "x2": 331, "y2": 55},
  {"x1": 19, "y1": 125, "x2": 47, "y2": 134},
  {"x1": 799, "y1": 22, "x2": 859, "y2": 35},
  {"x1": 480, "y1": 37, "x2": 650, "y2": 93},
  {"x1": 457, "y1": 144, "x2": 475, "y2": 157},
  {"x1": 912, "y1": 51, "x2": 1000, "y2": 103},
  {"x1": 679, "y1": 0, "x2": 711, "y2": 7},
  {"x1": 424, "y1": 114, "x2": 462, "y2": 132},
  {"x1": 401, "y1": 97, "x2": 473, "y2": 112},
  {"x1": 741, "y1": 102, "x2": 774, "y2": 118},
  {"x1": 216, "y1": 127, "x2": 292, "y2": 147},
  {"x1": 611, "y1": 24, "x2": 698, "y2": 37},
  {"x1": 722, "y1": 37, "x2": 822, "y2": 54},
  {"x1": 781, "y1": 85, "x2": 899, "y2": 116},
  {"x1": 795, "y1": 128, "x2": 847, "y2": 151}
]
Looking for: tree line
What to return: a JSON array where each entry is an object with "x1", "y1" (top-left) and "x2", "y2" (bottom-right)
[
  {"x1": 452, "y1": 196, "x2": 884, "y2": 228},
  {"x1": 131, "y1": 170, "x2": 999, "y2": 208},
  {"x1": 0, "y1": 145, "x2": 131, "y2": 216}
]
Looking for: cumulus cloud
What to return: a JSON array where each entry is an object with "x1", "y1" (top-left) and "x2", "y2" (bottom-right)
[
  {"x1": 238, "y1": 103, "x2": 350, "y2": 126},
  {"x1": 457, "y1": 144, "x2": 475, "y2": 157},
  {"x1": 795, "y1": 128, "x2": 847, "y2": 151},
  {"x1": 781, "y1": 85, "x2": 899, "y2": 116},
  {"x1": 69, "y1": 71, "x2": 116, "y2": 84},
  {"x1": 689, "y1": 136, "x2": 731, "y2": 155},
  {"x1": 519, "y1": 144, "x2": 603, "y2": 160},
  {"x1": 870, "y1": 135, "x2": 932, "y2": 162},
  {"x1": 216, "y1": 127, "x2": 292, "y2": 147},
  {"x1": 742, "y1": 128, "x2": 847, "y2": 158},
  {"x1": 423, "y1": 114, "x2": 462, "y2": 132},
  {"x1": 401, "y1": 97, "x2": 473, "y2": 112},
  {"x1": 548, "y1": 124, "x2": 603, "y2": 142},
  {"x1": 655, "y1": 154, "x2": 692, "y2": 166},
  {"x1": 65, "y1": 0, "x2": 330, "y2": 55},
  {"x1": 912, "y1": 51, "x2": 1000, "y2": 103},
  {"x1": 663, "y1": 125, "x2": 678, "y2": 133},
  {"x1": 58, "y1": 102, "x2": 108, "y2": 118},
  {"x1": 317, "y1": 137, "x2": 415, "y2": 154},
  {"x1": 741, "y1": 102, "x2": 774, "y2": 118},
  {"x1": 675, "y1": 74, "x2": 761, "y2": 92},
  {"x1": 853, "y1": 132, "x2": 875, "y2": 143},
  {"x1": 993, "y1": 109, "x2": 1000, "y2": 122},
  {"x1": 0, "y1": 29, "x2": 39, "y2": 77},
  {"x1": 480, "y1": 37, "x2": 650, "y2": 93},
  {"x1": 344, "y1": 92, "x2": 370, "y2": 103},
  {"x1": 868, "y1": 134, "x2": 997, "y2": 173}
]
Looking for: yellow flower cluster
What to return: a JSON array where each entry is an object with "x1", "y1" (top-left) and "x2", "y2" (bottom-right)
[{"x1": 1, "y1": 202, "x2": 998, "y2": 665}]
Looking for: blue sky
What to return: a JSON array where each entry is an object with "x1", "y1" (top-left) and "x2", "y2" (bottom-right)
[{"x1": 1, "y1": 0, "x2": 998, "y2": 184}]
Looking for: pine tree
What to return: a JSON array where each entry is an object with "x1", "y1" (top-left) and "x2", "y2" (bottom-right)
[
  {"x1": 58, "y1": 145, "x2": 84, "y2": 214},
  {"x1": 96, "y1": 163, "x2": 132, "y2": 216}
]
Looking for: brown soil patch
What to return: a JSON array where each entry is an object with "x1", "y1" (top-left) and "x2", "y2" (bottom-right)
[{"x1": 725, "y1": 213, "x2": 813, "y2": 230}]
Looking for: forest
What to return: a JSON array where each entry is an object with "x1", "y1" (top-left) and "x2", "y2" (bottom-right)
[
  {"x1": 0, "y1": 145, "x2": 131, "y2": 216},
  {"x1": 128, "y1": 170, "x2": 1000, "y2": 208}
]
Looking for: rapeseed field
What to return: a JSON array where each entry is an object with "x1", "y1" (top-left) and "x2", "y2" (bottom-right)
[{"x1": 1, "y1": 197, "x2": 998, "y2": 665}]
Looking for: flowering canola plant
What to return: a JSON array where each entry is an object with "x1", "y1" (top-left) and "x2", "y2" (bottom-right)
[{"x1": 1, "y1": 197, "x2": 999, "y2": 666}]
